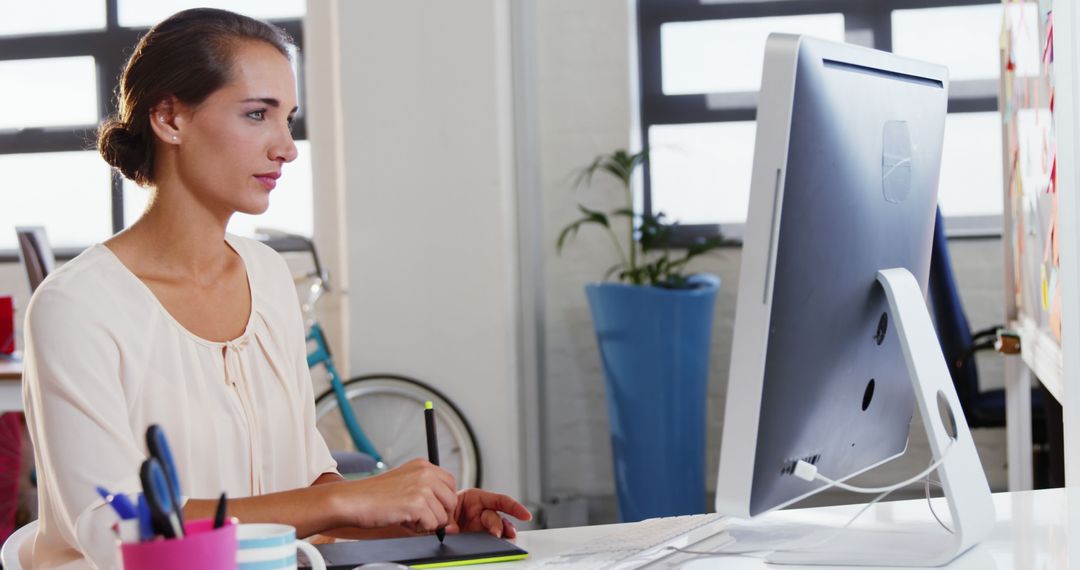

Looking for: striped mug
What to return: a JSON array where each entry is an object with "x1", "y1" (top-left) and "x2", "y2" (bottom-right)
[{"x1": 236, "y1": 523, "x2": 326, "y2": 570}]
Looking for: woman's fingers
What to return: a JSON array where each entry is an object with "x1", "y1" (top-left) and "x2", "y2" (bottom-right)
[
  {"x1": 480, "y1": 509, "x2": 503, "y2": 536},
  {"x1": 432, "y1": 477, "x2": 458, "y2": 516}
]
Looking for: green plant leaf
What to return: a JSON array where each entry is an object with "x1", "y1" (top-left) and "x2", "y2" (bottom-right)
[
  {"x1": 573, "y1": 149, "x2": 649, "y2": 191},
  {"x1": 555, "y1": 205, "x2": 615, "y2": 254},
  {"x1": 576, "y1": 204, "x2": 610, "y2": 227},
  {"x1": 603, "y1": 262, "x2": 624, "y2": 281},
  {"x1": 638, "y1": 212, "x2": 675, "y2": 252}
]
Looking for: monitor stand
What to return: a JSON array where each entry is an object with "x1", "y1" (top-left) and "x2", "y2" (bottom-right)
[{"x1": 766, "y1": 268, "x2": 996, "y2": 567}]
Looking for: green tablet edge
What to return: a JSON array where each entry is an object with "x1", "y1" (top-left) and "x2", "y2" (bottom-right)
[{"x1": 412, "y1": 553, "x2": 529, "y2": 568}]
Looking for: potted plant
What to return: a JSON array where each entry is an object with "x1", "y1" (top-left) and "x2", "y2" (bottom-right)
[{"x1": 557, "y1": 149, "x2": 723, "y2": 522}]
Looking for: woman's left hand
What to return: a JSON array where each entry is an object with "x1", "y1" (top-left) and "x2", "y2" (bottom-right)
[{"x1": 445, "y1": 489, "x2": 532, "y2": 539}]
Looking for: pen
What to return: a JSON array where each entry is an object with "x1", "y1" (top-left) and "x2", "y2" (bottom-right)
[
  {"x1": 136, "y1": 494, "x2": 154, "y2": 541},
  {"x1": 213, "y1": 492, "x2": 228, "y2": 529},
  {"x1": 96, "y1": 486, "x2": 138, "y2": 520},
  {"x1": 424, "y1": 401, "x2": 445, "y2": 544}
]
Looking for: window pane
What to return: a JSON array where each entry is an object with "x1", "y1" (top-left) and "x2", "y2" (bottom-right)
[
  {"x1": 648, "y1": 122, "x2": 756, "y2": 225},
  {"x1": 1, "y1": 151, "x2": 112, "y2": 249},
  {"x1": 893, "y1": 4, "x2": 1033, "y2": 81},
  {"x1": 123, "y1": 179, "x2": 151, "y2": 228},
  {"x1": 123, "y1": 141, "x2": 313, "y2": 237},
  {"x1": 0, "y1": 57, "x2": 99, "y2": 129},
  {"x1": 661, "y1": 14, "x2": 845, "y2": 95},
  {"x1": 937, "y1": 112, "x2": 1003, "y2": 218},
  {"x1": 0, "y1": 0, "x2": 105, "y2": 36},
  {"x1": 119, "y1": 0, "x2": 305, "y2": 27}
]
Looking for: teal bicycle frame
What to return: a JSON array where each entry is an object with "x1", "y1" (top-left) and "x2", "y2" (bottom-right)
[{"x1": 306, "y1": 321, "x2": 383, "y2": 462}]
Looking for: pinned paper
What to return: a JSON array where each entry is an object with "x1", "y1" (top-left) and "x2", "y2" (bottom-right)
[
  {"x1": 1047, "y1": 267, "x2": 1058, "y2": 311},
  {"x1": 1043, "y1": 213, "x2": 1054, "y2": 264},
  {"x1": 1041, "y1": 264, "x2": 1049, "y2": 311},
  {"x1": 1051, "y1": 190, "x2": 1060, "y2": 265},
  {"x1": 1050, "y1": 280, "x2": 1062, "y2": 343},
  {"x1": 1043, "y1": 12, "x2": 1054, "y2": 64},
  {"x1": 1049, "y1": 155, "x2": 1057, "y2": 193}
]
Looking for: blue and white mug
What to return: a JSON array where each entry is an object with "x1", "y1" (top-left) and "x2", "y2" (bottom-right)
[{"x1": 236, "y1": 523, "x2": 326, "y2": 570}]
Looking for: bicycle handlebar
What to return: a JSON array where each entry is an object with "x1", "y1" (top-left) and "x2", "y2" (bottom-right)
[{"x1": 255, "y1": 229, "x2": 331, "y2": 292}]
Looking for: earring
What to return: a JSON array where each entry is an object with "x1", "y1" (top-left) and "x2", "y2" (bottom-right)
[
  {"x1": 160, "y1": 117, "x2": 166, "y2": 123},
  {"x1": 172, "y1": 136, "x2": 178, "y2": 142}
]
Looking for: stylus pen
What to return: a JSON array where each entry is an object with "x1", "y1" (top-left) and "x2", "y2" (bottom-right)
[{"x1": 424, "y1": 400, "x2": 445, "y2": 544}]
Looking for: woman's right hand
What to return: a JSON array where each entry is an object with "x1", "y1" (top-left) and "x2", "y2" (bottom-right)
[{"x1": 332, "y1": 458, "x2": 458, "y2": 532}]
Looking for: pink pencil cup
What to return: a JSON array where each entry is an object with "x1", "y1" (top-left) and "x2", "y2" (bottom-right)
[{"x1": 120, "y1": 518, "x2": 237, "y2": 570}]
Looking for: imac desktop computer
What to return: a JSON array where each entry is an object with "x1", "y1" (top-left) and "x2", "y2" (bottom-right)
[{"x1": 714, "y1": 34, "x2": 995, "y2": 566}]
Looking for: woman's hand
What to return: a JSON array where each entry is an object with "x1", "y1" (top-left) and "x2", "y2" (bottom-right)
[
  {"x1": 445, "y1": 489, "x2": 532, "y2": 538},
  {"x1": 333, "y1": 458, "x2": 457, "y2": 533}
]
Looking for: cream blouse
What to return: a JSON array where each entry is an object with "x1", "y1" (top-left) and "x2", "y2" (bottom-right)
[{"x1": 21, "y1": 235, "x2": 337, "y2": 569}]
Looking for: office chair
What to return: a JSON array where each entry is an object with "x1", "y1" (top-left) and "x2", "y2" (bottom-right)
[
  {"x1": 927, "y1": 208, "x2": 1063, "y2": 487},
  {"x1": 15, "y1": 227, "x2": 55, "y2": 294}
]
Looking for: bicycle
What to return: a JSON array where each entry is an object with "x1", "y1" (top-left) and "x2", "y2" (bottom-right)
[{"x1": 258, "y1": 230, "x2": 483, "y2": 488}]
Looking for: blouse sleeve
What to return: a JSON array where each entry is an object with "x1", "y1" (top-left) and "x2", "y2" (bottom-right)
[
  {"x1": 22, "y1": 283, "x2": 146, "y2": 569},
  {"x1": 264, "y1": 242, "x2": 338, "y2": 483},
  {"x1": 294, "y1": 322, "x2": 338, "y2": 483}
]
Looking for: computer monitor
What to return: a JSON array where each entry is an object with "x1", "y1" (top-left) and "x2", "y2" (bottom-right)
[{"x1": 714, "y1": 34, "x2": 994, "y2": 566}]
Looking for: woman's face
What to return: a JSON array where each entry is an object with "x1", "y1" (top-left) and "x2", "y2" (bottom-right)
[{"x1": 170, "y1": 40, "x2": 298, "y2": 217}]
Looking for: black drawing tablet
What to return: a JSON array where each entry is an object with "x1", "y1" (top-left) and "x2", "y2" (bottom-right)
[{"x1": 310, "y1": 532, "x2": 528, "y2": 569}]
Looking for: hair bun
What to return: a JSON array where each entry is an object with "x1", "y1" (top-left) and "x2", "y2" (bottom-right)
[{"x1": 97, "y1": 118, "x2": 151, "y2": 186}]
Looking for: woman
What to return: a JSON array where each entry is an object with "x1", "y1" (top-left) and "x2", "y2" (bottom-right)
[{"x1": 21, "y1": 8, "x2": 529, "y2": 568}]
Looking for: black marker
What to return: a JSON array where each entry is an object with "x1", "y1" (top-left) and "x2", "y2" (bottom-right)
[
  {"x1": 425, "y1": 401, "x2": 445, "y2": 544},
  {"x1": 213, "y1": 492, "x2": 228, "y2": 529}
]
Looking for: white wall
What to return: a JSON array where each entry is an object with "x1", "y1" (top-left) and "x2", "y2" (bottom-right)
[{"x1": 306, "y1": 0, "x2": 526, "y2": 499}]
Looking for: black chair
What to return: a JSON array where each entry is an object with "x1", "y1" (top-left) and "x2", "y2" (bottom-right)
[
  {"x1": 14, "y1": 227, "x2": 55, "y2": 294},
  {"x1": 927, "y1": 208, "x2": 1063, "y2": 487}
]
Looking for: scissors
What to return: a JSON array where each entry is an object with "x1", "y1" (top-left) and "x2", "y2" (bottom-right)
[
  {"x1": 145, "y1": 424, "x2": 185, "y2": 529},
  {"x1": 140, "y1": 458, "x2": 185, "y2": 539}
]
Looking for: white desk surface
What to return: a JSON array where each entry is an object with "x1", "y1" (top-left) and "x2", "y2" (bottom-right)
[{"x1": 491, "y1": 488, "x2": 1074, "y2": 569}]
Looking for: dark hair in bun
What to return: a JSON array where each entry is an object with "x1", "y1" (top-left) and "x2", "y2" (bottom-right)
[{"x1": 97, "y1": 8, "x2": 295, "y2": 187}]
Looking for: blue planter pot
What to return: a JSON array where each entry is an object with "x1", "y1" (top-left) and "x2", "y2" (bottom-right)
[{"x1": 585, "y1": 274, "x2": 720, "y2": 522}]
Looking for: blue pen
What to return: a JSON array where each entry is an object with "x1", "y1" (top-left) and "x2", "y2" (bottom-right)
[
  {"x1": 145, "y1": 425, "x2": 185, "y2": 529},
  {"x1": 136, "y1": 494, "x2": 154, "y2": 542},
  {"x1": 95, "y1": 486, "x2": 138, "y2": 520}
]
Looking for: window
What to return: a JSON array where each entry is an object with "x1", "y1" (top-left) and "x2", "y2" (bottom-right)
[
  {"x1": 1, "y1": 1, "x2": 309, "y2": 252},
  {"x1": 638, "y1": 0, "x2": 1005, "y2": 241}
]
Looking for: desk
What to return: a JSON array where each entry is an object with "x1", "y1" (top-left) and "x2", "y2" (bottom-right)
[
  {"x1": 494, "y1": 489, "x2": 1073, "y2": 569},
  {"x1": 0, "y1": 354, "x2": 21, "y2": 412}
]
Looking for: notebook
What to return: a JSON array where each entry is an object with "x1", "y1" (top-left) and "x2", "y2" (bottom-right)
[{"x1": 306, "y1": 532, "x2": 528, "y2": 569}]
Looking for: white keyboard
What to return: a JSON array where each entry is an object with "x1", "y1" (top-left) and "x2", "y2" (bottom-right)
[{"x1": 533, "y1": 514, "x2": 731, "y2": 569}]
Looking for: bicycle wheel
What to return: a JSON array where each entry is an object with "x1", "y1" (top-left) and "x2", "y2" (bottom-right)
[{"x1": 314, "y1": 375, "x2": 482, "y2": 488}]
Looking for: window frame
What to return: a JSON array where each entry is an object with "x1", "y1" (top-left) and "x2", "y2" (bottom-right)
[
  {"x1": 0, "y1": 0, "x2": 306, "y2": 261},
  {"x1": 636, "y1": 0, "x2": 1002, "y2": 245}
]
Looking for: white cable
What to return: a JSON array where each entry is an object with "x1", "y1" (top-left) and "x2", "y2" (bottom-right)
[
  {"x1": 793, "y1": 439, "x2": 955, "y2": 494},
  {"x1": 924, "y1": 477, "x2": 953, "y2": 533},
  {"x1": 669, "y1": 444, "x2": 958, "y2": 561},
  {"x1": 666, "y1": 489, "x2": 896, "y2": 557}
]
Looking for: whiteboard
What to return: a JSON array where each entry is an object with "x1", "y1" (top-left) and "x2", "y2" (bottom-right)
[{"x1": 1001, "y1": 0, "x2": 1064, "y2": 395}]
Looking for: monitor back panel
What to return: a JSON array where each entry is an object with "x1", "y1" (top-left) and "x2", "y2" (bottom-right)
[{"x1": 741, "y1": 36, "x2": 948, "y2": 516}]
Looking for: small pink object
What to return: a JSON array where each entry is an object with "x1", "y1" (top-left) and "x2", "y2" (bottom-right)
[
  {"x1": 0, "y1": 296, "x2": 13, "y2": 354},
  {"x1": 120, "y1": 518, "x2": 236, "y2": 570}
]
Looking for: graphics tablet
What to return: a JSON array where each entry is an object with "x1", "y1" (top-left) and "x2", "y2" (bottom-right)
[{"x1": 309, "y1": 532, "x2": 528, "y2": 569}]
